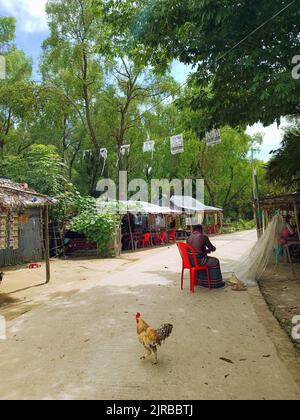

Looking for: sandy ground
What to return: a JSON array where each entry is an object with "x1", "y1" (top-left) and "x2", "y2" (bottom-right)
[
  {"x1": 0, "y1": 230, "x2": 299, "y2": 400},
  {"x1": 259, "y1": 263, "x2": 300, "y2": 352}
]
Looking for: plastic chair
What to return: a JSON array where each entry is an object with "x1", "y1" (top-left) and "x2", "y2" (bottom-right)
[
  {"x1": 209, "y1": 224, "x2": 218, "y2": 235},
  {"x1": 141, "y1": 233, "x2": 152, "y2": 248},
  {"x1": 168, "y1": 228, "x2": 177, "y2": 242},
  {"x1": 158, "y1": 231, "x2": 167, "y2": 245},
  {"x1": 154, "y1": 232, "x2": 161, "y2": 245},
  {"x1": 28, "y1": 262, "x2": 42, "y2": 269},
  {"x1": 176, "y1": 242, "x2": 194, "y2": 291},
  {"x1": 176, "y1": 242, "x2": 211, "y2": 293}
]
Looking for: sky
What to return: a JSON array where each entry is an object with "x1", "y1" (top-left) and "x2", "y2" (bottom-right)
[{"x1": 0, "y1": 0, "x2": 285, "y2": 161}]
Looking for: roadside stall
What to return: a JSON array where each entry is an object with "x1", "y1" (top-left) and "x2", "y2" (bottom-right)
[
  {"x1": 257, "y1": 193, "x2": 300, "y2": 262},
  {"x1": 118, "y1": 201, "x2": 180, "y2": 251},
  {"x1": 170, "y1": 195, "x2": 224, "y2": 235},
  {"x1": 96, "y1": 199, "x2": 180, "y2": 252}
]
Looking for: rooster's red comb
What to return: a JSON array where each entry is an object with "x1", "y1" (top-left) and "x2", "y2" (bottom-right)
[{"x1": 136, "y1": 312, "x2": 141, "y2": 319}]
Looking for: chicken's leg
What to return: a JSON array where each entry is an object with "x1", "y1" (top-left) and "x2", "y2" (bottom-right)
[
  {"x1": 140, "y1": 345, "x2": 151, "y2": 360},
  {"x1": 151, "y1": 346, "x2": 158, "y2": 365}
]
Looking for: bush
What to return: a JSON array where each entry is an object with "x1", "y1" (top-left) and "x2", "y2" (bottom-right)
[
  {"x1": 70, "y1": 211, "x2": 119, "y2": 257},
  {"x1": 219, "y1": 219, "x2": 255, "y2": 234}
]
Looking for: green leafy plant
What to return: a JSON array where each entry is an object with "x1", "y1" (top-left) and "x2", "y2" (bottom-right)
[
  {"x1": 219, "y1": 219, "x2": 256, "y2": 234},
  {"x1": 71, "y1": 210, "x2": 119, "y2": 257},
  {"x1": 0, "y1": 144, "x2": 65, "y2": 196}
]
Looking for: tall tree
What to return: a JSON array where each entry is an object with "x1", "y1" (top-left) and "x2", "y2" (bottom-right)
[
  {"x1": 267, "y1": 125, "x2": 300, "y2": 191},
  {"x1": 134, "y1": 0, "x2": 300, "y2": 127},
  {"x1": 0, "y1": 18, "x2": 33, "y2": 158},
  {"x1": 42, "y1": 0, "x2": 107, "y2": 154},
  {"x1": 0, "y1": 17, "x2": 15, "y2": 52}
]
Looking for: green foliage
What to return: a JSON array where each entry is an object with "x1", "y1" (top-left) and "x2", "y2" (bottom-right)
[
  {"x1": 0, "y1": 21, "x2": 34, "y2": 158},
  {"x1": 5, "y1": 48, "x2": 32, "y2": 82},
  {"x1": 71, "y1": 210, "x2": 118, "y2": 256},
  {"x1": 0, "y1": 144, "x2": 65, "y2": 196},
  {"x1": 136, "y1": 0, "x2": 300, "y2": 127},
  {"x1": 0, "y1": 0, "x2": 283, "y2": 228},
  {"x1": 0, "y1": 17, "x2": 15, "y2": 51},
  {"x1": 267, "y1": 125, "x2": 300, "y2": 191},
  {"x1": 219, "y1": 219, "x2": 256, "y2": 234}
]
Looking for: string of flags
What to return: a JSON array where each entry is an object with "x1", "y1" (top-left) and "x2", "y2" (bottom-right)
[
  {"x1": 205, "y1": 129, "x2": 222, "y2": 146},
  {"x1": 143, "y1": 140, "x2": 155, "y2": 159},
  {"x1": 81, "y1": 130, "x2": 222, "y2": 164},
  {"x1": 120, "y1": 144, "x2": 131, "y2": 156},
  {"x1": 100, "y1": 148, "x2": 108, "y2": 175},
  {"x1": 170, "y1": 133, "x2": 184, "y2": 155},
  {"x1": 143, "y1": 140, "x2": 155, "y2": 153},
  {"x1": 116, "y1": 144, "x2": 131, "y2": 168}
]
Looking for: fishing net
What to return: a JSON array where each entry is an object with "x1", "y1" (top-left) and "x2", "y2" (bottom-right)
[{"x1": 232, "y1": 214, "x2": 283, "y2": 286}]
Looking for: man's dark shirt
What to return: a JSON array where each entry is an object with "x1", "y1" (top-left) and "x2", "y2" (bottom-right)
[{"x1": 187, "y1": 231, "x2": 216, "y2": 256}]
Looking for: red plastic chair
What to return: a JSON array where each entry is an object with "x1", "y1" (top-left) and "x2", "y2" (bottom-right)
[
  {"x1": 158, "y1": 231, "x2": 167, "y2": 245},
  {"x1": 168, "y1": 228, "x2": 177, "y2": 243},
  {"x1": 28, "y1": 262, "x2": 42, "y2": 269},
  {"x1": 154, "y1": 231, "x2": 166, "y2": 245},
  {"x1": 209, "y1": 224, "x2": 218, "y2": 235},
  {"x1": 176, "y1": 242, "x2": 211, "y2": 293},
  {"x1": 141, "y1": 233, "x2": 152, "y2": 248},
  {"x1": 154, "y1": 232, "x2": 161, "y2": 245}
]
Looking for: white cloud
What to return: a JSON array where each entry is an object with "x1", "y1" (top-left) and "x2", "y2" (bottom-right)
[{"x1": 0, "y1": 0, "x2": 48, "y2": 33}]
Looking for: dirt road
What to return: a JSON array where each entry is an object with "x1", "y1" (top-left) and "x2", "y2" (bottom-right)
[{"x1": 0, "y1": 230, "x2": 299, "y2": 400}]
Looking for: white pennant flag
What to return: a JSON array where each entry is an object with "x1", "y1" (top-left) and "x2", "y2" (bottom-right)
[
  {"x1": 170, "y1": 133, "x2": 184, "y2": 155},
  {"x1": 100, "y1": 148, "x2": 108, "y2": 160},
  {"x1": 120, "y1": 144, "x2": 131, "y2": 156},
  {"x1": 99, "y1": 148, "x2": 108, "y2": 175},
  {"x1": 205, "y1": 129, "x2": 221, "y2": 146},
  {"x1": 143, "y1": 140, "x2": 155, "y2": 153}
]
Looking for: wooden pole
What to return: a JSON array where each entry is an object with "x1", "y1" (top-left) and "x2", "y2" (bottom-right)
[
  {"x1": 164, "y1": 214, "x2": 168, "y2": 244},
  {"x1": 44, "y1": 205, "x2": 50, "y2": 283},
  {"x1": 127, "y1": 213, "x2": 134, "y2": 251},
  {"x1": 253, "y1": 201, "x2": 260, "y2": 239},
  {"x1": 294, "y1": 200, "x2": 300, "y2": 241},
  {"x1": 114, "y1": 223, "x2": 121, "y2": 257}
]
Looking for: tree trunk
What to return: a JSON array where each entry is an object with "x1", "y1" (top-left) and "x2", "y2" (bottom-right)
[{"x1": 82, "y1": 49, "x2": 99, "y2": 154}]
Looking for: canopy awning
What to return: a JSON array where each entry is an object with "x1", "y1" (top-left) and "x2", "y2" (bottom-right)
[
  {"x1": 96, "y1": 199, "x2": 180, "y2": 215},
  {"x1": 170, "y1": 195, "x2": 223, "y2": 213}
]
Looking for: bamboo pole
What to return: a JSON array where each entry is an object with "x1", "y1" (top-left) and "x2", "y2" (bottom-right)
[
  {"x1": 127, "y1": 213, "x2": 135, "y2": 251},
  {"x1": 294, "y1": 200, "x2": 300, "y2": 242},
  {"x1": 253, "y1": 201, "x2": 260, "y2": 239},
  {"x1": 44, "y1": 205, "x2": 50, "y2": 283}
]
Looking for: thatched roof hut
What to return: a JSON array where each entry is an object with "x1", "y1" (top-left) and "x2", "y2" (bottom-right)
[
  {"x1": 0, "y1": 178, "x2": 54, "y2": 211},
  {"x1": 0, "y1": 178, "x2": 53, "y2": 282}
]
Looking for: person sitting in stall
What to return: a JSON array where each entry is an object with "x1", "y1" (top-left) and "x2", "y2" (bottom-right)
[
  {"x1": 280, "y1": 214, "x2": 296, "y2": 246},
  {"x1": 187, "y1": 225, "x2": 225, "y2": 289},
  {"x1": 285, "y1": 214, "x2": 295, "y2": 234}
]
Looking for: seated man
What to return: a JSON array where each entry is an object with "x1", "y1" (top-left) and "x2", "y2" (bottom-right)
[{"x1": 187, "y1": 225, "x2": 225, "y2": 289}]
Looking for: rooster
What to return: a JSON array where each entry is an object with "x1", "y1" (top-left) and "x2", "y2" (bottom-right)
[
  {"x1": 136, "y1": 312, "x2": 173, "y2": 364},
  {"x1": 0, "y1": 272, "x2": 4, "y2": 286}
]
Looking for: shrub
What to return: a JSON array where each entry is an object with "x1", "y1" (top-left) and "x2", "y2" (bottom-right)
[
  {"x1": 219, "y1": 219, "x2": 255, "y2": 234},
  {"x1": 70, "y1": 211, "x2": 119, "y2": 257}
]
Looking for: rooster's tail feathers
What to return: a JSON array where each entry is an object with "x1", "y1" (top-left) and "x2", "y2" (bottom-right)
[{"x1": 156, "y1": 323, "x2": 173, "y2": 343}]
